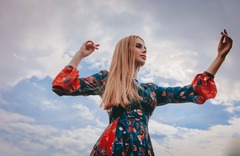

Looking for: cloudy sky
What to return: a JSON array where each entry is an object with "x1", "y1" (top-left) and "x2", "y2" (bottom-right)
[{"x1": 0, "y1": 0, "x2": 240, "y2": 155}]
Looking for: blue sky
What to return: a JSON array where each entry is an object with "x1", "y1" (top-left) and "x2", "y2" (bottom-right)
[{"x1": 0, "y1": 0, "x2": 240, "y2": 155}]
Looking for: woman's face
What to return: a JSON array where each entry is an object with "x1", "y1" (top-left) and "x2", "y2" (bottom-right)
[{"x1": 134, "y1": 38, "x2": 147, "y2": 67}]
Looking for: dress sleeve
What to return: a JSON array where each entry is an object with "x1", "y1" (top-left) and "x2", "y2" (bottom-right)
[
  {"x1": 52, "y1": 65, "x2": 108, "y2": 96},
  {"x1": 155, "y1": 72, "x2": 217, "y2": 106}
]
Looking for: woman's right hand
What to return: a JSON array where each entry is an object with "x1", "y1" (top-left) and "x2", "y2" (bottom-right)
[
  {"x1": 78, "y1": 40, "x2": 100, "y2": 58},
  {"x1": 217, "y1": 29, "x2": 233, "y2": 59},
  {"x1": 68, "y1": 40, "x2": 100, "y2": 68}
]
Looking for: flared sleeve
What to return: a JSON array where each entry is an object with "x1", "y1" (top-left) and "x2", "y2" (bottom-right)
[
  {"x1": 52, "y1": 65, "x2": 108, "y2": 96},
  {"x1": 155, "y1": 72, "x2": 217, "y2": 106},
  {"x1": 191, "y1": 72, "x2": 217, "y2": 104}
]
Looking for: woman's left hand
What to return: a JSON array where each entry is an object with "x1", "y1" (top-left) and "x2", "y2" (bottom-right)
[{"x1": 218, "y1": 29, "x2": 233, "y2": 59}]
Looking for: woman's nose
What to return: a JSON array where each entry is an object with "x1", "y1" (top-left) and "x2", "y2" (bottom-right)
[{"x1": 142, "y1": 49, "x2": 147, "y2": 53}]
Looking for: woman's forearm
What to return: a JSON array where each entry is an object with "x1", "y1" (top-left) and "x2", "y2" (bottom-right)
[
  {"x1": 68, "y1": 51, "x2": 84, "y2": 68},
  {"x1": 206, "y1": 55, "x2": 225, "y2": 76}
]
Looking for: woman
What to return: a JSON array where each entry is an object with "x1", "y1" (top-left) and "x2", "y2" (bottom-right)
[{"x1": 52, "y1": 29, "x2": 233, "y2": 155}]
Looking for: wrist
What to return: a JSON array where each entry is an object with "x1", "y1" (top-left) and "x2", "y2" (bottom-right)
[
  {"x1": 204, "y1": 71, "x2": 215, "y2": 78},
  {"x1": 76, "y1": 51, "x2": 85, "y2": 60},
  {"x1": 216, "y1": 54, "x2": 226, "y2": 62}
]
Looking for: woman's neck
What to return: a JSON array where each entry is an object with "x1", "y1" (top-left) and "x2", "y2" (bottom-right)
[{"x1": 133, "y1": 67, "x2": 140, "y2": 79}]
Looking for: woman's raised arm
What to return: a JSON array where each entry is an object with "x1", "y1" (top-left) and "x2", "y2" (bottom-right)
[
  {"x1": 68, "y1": 40, "x2": 100, "y2": 68},
  {"x1": 206, "y1": 29, "x2": 233, "y2": 76},
  {"x1": 52, "y1": 40, "x2": 103, "y2": 96}
]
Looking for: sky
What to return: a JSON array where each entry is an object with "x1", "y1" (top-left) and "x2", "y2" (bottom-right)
[{"x1": 0, "y1": 0, "x2": 240, "y2": 155}]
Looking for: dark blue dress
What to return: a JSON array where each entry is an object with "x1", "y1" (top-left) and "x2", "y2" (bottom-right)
[{"x1": 52, "y1": 66, "x2": 217, "y2": 156}]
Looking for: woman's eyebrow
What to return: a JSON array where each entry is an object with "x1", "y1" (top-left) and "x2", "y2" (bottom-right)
[
  {"x1": 136, "y1": 43, "x2": 147, "y2": 50},
  {"x1": 136, "y1": 43, "x2": 142, "y2": 46}
]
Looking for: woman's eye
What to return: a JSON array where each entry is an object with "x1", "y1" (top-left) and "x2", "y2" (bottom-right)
[{"x1": 136, "y1": 44, "x2": 142, "y2": 48}]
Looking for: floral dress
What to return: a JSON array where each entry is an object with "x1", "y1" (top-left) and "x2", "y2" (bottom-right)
[{"x1": 52, "y1": 65, "x2": 217, "y2": 156}]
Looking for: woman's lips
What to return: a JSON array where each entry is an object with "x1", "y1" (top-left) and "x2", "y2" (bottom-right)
[{"x1": 140, "y1": 55, "x2": 146, "y2": 60}]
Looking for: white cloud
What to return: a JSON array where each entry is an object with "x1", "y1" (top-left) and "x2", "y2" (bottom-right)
[
  {"x1": 44, "y1": 126, "x2": 103, "y2": 155},
  {"x1": 0, "y1": 141, "x2": 27, "y2": 156},
  {"x1": 2, "y1": 107, "x2": 239, "y2": 156},
  {"x1": 72, "y1": 103, "x2": 96, "y2": 121},
  {"x1": 0, "y1": 109, "x2": 34, "y2": 123},
  {"x1": 40, "y1": 99, "x2": 62, "y2": 111},
  {"x1": 0, "y1": 94, "x2": 8, "y2": 105},
  {"x1": 210, "y1": 78, "x2": 240, "y2": 113},
  {"x1": 72, "y1": 102, "x2": 107, "y2": 128},
  {"x1": 149, "y1": 118, "x2": 240, "y2": 156},
  {"x1": 0, "y1": 109, "x2": 104, "y2": 156},
  {"x1": 86, "y1": 96, "x2": 102, "y2": 106},
  {"x1": 143, "y1": 39, "x2": 199, "y2": 84},
  {"x1": 149, "y1": 120, "x2": 178, "y2": 136}
]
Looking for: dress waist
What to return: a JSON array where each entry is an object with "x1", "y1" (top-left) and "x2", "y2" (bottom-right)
[{"x1": 108, "y1": 104, "x2": 149, "y2": 125}]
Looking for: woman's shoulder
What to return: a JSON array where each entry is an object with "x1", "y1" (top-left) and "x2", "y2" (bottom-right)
[
  {"x1": 97, "y1": 70, "x2": 109, "y2": 77},
  {"x1": 92, "y1": 70, "x2": 109, "y2": 80},
  {"x1": 139, "y1": 81, "x2": 158, "y2": 90},
  {"x1": 98, "y1": 70, "x2": 109, "y2": 74}
]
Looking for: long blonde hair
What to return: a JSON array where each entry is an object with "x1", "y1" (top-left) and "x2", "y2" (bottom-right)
[{"x1": 101, "y1": 35, "x2": 142, "y2": 110}]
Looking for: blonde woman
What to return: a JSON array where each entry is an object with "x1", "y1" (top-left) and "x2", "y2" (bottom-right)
[{"x1": 52, "y1": 29, "x2": 233, "y2": 155}]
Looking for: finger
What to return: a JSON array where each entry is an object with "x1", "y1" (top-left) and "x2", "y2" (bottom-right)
[
  {"x1": 94, "y1": 47, "x2": 99, "y2": 50},
  {"x1": 85, "y1": 41, "x2": 92, "y2": 46},
  {"x1": 92, "y1": 44, "x2": 100, "y2": 50},
  {"x1": 219, "y1": 33, "x2": 225, "y2": 44},
  {"x1": 221, "y1": 32, "x2": 231, "y2": 44},
  {"x1": 86, "y1": 41, "x2": 94, "y2": 46},
  {"x1": 221, "y1": 31, "x2": 229, "y2": 38},
  {"x1": 86, "y1": 40, "x2": 93, "y2": 44},
  {"x1": 221, "y1": 29, "x2": 230, "y2": 38},
  {"x1": 224, "y1": 29, "x2": 233, "y2": 43},
  {"x1": 85, "y1": 41, "x2": 93, "y2": 48},
  {"x1": 224, "y1": 29, "x2": 228, "y2": 35},
  {"x1": 221, "y1": 32, "x2": 233, "y2": 43},
  {"x1": 95, "y1": 44, "x2": 100, "y2": 48}
]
